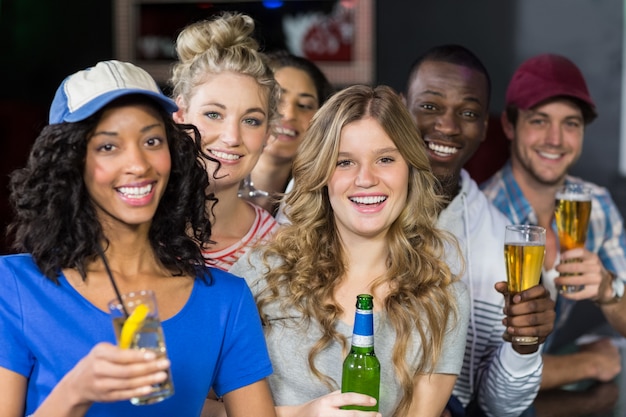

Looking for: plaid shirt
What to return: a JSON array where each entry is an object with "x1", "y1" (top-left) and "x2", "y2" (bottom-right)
[
  {"x1": 481, "y1": 162, "x2": 626, "y2": 351},
  {"x1": 481, "y1": 161, "x2": 626, "y2": 282}
]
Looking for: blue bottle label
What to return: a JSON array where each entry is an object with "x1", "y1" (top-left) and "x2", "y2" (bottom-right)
[{"x1": 352, "y1": 308, "x2": 374, "y2": 347}]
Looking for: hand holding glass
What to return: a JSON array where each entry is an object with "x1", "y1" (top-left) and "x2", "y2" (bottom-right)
[
  {"x1": 554, "y1": 183, "x2": 592, "y2": 293},
  {"x1": 504, "y1": 225, "x2": 546, "y2": 345},
  {"x1": 108, "y1": 290, "x2": 174, "y2": 405},
  {"x1": 237, "y1": 175, "x2": 270, "y2": 198}
]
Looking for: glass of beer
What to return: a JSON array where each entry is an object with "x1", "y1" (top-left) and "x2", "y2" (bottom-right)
[
  {"x1": 504, "y1": 225, "x2": 546, "y2": 345},
  {"x1": 108, "y1": 290, "x2": 174, "y2": 405},
  {"x1": 554, "y1": 183, "x2": 592, "y2": 293}
]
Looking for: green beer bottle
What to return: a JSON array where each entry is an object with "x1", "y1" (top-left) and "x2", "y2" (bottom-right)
[{"x1": 341, "y1": 294, "x2": 380, "y2": 411}]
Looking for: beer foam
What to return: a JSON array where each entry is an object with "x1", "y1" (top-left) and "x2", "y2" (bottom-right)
[{"x1": 555, "y1": 192, "x2": 591, "y2": 201}]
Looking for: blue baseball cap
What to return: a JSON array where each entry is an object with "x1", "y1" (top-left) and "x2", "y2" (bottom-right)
[{"x1": 49, "y1": 60, "x2": 178, "y2": 124}]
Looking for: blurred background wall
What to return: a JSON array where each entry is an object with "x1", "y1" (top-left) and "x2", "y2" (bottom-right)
[
  {"x1": 1, "y1": 0, "x2": 624, "y2": 253},
  {"x1": 377, "y1": 0, "x2": 624, "y2": 204}
]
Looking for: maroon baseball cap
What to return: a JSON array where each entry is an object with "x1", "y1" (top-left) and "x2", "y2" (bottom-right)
[{"x1": 505, "y1": 53, "x2": 597, "y2": 122}]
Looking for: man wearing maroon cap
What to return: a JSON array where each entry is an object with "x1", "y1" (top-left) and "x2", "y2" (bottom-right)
[{"x1": 482, "y1": 53, "x2": 626, "y2": 390}]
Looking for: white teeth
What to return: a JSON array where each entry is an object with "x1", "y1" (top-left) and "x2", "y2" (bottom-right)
[
  {"x1": 350, "y1": 196, "x2": 387, "y2": 205},
  {"x1": 539, "y1": 151, "x2": 561, "y2": 160},
  {"x1": 211, "y1": 150, "x2": 241, "y2": 160},
  {"x1": 118, "y1": 184, "x2": 153, "y2": 198},
  {"x1": 275, "y1": 126, "x2": 296, "y2": 136},
  {"x1": 428, "y1": 142, "x2": 458, "y2": 156}
]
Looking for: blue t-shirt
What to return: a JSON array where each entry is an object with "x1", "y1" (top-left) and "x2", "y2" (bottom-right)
[{"x1": 0, "y1": 254, "x2": 272, "y2": 417}]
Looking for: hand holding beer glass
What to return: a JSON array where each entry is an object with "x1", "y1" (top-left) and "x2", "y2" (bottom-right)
[
  {"x1": 504, "y1": 225, "x2": 546, "y2": 345},
  {"x1": 554, "y1": 183, "x2": 592, "y2": 293}
]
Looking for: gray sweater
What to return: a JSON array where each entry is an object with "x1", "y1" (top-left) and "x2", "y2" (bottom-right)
[{"x1": 231, "y1": 252, "x2": 470, "y2": 417}]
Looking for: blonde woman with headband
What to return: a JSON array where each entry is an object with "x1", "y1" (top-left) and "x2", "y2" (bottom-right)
[
  {"x1": 171, "y1": 12, "x2": 281, "y2": 272},
  {"x1": 240, "y1": 50, "x2": 334, "y2": 216},
  {"x1": 231, "y1": 85, "x2": 470, "y2": 417}
]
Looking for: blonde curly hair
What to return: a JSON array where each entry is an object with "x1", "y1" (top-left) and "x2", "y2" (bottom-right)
[{"x1": 256, "y1": 84, "x2": 462, "y2": 417}]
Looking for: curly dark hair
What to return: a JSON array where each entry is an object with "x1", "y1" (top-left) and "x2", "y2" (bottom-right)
[{"x1": 7, "y1": 95, "x2": 217, "y2": 283}]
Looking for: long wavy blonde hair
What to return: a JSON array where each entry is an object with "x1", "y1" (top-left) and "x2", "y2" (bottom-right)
[
  {"x1": 256, "y1": 85, "x2": 461, "y2": 417},
  {"x1": 169, "y1": 12, "x2": 280, "y2": 126}
]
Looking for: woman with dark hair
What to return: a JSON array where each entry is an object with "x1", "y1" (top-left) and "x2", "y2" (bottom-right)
[
  {"x1": 0, "y1": 60, "x2": 276, "y2": 417},
  {"x1": 240, "y1": 50, "x2": 334, "y2": 215}
]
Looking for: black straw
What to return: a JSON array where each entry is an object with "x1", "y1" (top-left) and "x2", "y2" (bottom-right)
[{"x1": 96, "y1": 243, "x2": 129, "y2": 318}]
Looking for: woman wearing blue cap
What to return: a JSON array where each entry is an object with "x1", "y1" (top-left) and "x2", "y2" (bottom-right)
[{"x1": 0, "y1": 60, "x2": 276, "y2": 417}]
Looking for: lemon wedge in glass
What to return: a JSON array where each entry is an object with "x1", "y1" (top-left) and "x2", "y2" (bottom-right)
[{"x1": 119, "y1": 303, "x2": 150, "y2": 349}]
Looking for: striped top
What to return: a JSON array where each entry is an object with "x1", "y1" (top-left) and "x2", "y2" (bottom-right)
[
  {"x1": 439, "y1": 170, "x2": 542, "y2": 416},
  {"x1": 203, "y1": 203, "x2": 279, "y2": 272}
]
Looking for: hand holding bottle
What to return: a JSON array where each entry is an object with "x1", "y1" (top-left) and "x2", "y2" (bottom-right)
[{"x1": 277, "y1": 390, "x2": 380, "y2": 416}]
